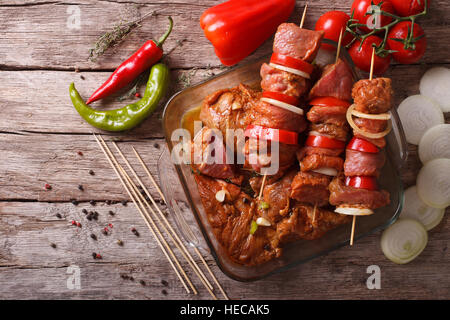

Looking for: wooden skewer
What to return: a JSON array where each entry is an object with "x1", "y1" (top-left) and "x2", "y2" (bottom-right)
[
  {"x1": 258, "y1": 172, "x2": 268, "y2": 200},
  {"x1": 132, "y1": 147, "x2": 229, "y2": 300},
  {"x1": 312, "y1": 203, "x2": 318, "y2": 224},
  {"x1": 94, "y1": 134, "x2": 196, "y2": 294},
  {"x1": 300, "y1": 3, "x2": 308, "y2": 28},
  {"x1": 132, "y1": 147, "x2": 167, "y2": 204},
  {"x1": 112, "y1": 142, "x2": 216, "y2": 295},
  {"x1": 335, "y1": 28, "x2": 344, "y2": 64},
  {"x1": 350, "y1": 47, "x2": 377, "y2": 246}
]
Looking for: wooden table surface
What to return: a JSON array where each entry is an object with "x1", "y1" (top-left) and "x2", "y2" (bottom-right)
[{"x1": 0, "y1": 0, "x2": 448, "y2": 300}]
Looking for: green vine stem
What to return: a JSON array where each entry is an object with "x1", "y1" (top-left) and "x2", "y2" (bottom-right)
[{"x1": 345, "y1": 0, "x2": 428, "y2": 57}]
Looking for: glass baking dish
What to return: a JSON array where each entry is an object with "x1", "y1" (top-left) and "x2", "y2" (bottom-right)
[{"x1": 160, "y1": 40, "x2": 408, "y2": 281}]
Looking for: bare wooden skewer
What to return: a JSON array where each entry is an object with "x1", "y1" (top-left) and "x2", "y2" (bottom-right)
[
  {"x1": 94, "y1": 134, "x2": 197, "y2": 294},
  {"x1": 350, "y1": 47, "x2": 376, "y2": 246},
  {"x1": 112, "y1": 142, "x2": 216, "y2": 295},
  {"x1": 258, "y1": 172, "x2": 268, "y2": 200},
  {"x1": 132, "y1": 147, "x2": 166, "y2": 204},
  {"x1": 335, "y1": 28, "x2": 344, "y2": 64},
  {"x1": 118, "y1": 160, "x2": 218, "y2": 300},
  {"x1": 300, "y1": 3, "x2": 308, "y2": 28},
  {"x1": 132, "y1": 147, "x2": 229, "y2": 300}
]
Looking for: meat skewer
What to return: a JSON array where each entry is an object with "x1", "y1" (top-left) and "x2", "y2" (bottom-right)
[{"x1": 330, "y1": 48, "x2": 392, "y2": 245}]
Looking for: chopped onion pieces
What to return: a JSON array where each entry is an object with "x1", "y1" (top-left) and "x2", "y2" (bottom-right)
[
  {"x1": 335, "y1": 206, "x2": 374, "y2": 216},
  {"x1": 381, "y1": 219, "x2": 428, "y2": 265},
  {"x1": 256, "y1": 217, "x2": 271, "y2": 227}
]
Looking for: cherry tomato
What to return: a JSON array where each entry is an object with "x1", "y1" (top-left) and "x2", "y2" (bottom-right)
[
  {"x1": 245, "y1": 125, "x2": 299, "y2": 145},
  {"x1": 348, "y1": 35, "x2": 391, "y2": 75},
  {"x1": 306, "y1": 135, "x2": 346, "y2": 149},
  {"x1": 350, "y1": 0, "x2": 396, "y2": 33},
  {"x1": 315, "y1": 11, "x2": 354, "y2": 51},
  {"x1": 347, "y1": 137, "x2": 379, "y2": 153},
  {"x1": 345, "y1": 176, "x2": 378, "y2": 191},
  {"x1": 309, "y1": 97, "x2": 351, "y2": 108},
  {"x1": 387, "y1": 22, "x2": 427, "y2": 64},
  {"x1": 390, "y1": 0, "x2": 431, "y2": 17}
]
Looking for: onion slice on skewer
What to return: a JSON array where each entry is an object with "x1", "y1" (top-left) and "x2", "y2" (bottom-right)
[
  {"x1": 418, "y1": 124, "x2": 450, "y2": 163},
  {"x1": 311, "y1": 167, "x2": 338, "y2": 177},
  {"x1": 261, "y1": 97, "x2": 304, "y2": 116},
  {"x1": 346, "y1": 105, "x2": 392, "y2": 139},
  {"x1": 351, "y1": 109, "x2": 391, "y2": 120},
  {"x1": 269, "y1": 63, "x2": 311, "y2": 79},
  {"x1": 381, "y1": 219, "x2": 428, "y2": 265},
  {"x1": 416, "y1": 158, "x2": 450, "y2": 209},
  {"x1": 397, "y1": 95, "x2": 444, "y2": 145},
  {"x1": 401, "y1": 186, "x2": 445, "y2": 231},
  {"x1": 420, "y1": 67, "x2": 450, "y2": 112},
  {"x1": 335, "y1": 206, "x2": 374, "y2": 216}
]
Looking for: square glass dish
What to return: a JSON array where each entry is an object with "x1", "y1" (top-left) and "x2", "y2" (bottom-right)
[{"x1": 160, "y1": 41, "x2": 408, "y2": 281}]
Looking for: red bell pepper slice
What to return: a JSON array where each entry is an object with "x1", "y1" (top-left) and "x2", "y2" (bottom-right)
[
  {"x1": 245, "y1": 125, "x2": 298, "y2": 145},
  {"x1": 347, "y1": 137, "x2": 379, "y2": 154},
  {"x1": 309, "y1": 97, "x2": 351, "y2": 108},
  {"x1": 345, "y1": 176, "x2": 378, "y2": 191},
  {"x1": 306, "y1": 135, "x2": 346, "y2": 149},
  {"x1": 200, "y1": 0, "x2": 295, "y2": 66},
  {"x1": 270, "y1": 53, "x2": 314, "y2": 75},
  {"x1": 262, "y1": 91, "x2": 300, "y2": 106}
]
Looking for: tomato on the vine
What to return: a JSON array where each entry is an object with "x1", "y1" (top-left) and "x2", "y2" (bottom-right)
[
  {"x1": 390, "y1": 0, "x2": 431, "y2": 17},
  {"x1": 350, "y1": 0, "x2": 396, "y2": 33},
  {"x1": 315, "y1": 11, "x2": 354, "y2": 51},
  {"x1": 348, "y1": 35, "x2": 391, "y2": 75},
  {"x1": 387, "y1": 21, "x2": 427, "y2": 64}
]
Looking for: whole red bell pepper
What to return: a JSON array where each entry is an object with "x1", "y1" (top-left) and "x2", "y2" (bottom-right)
[{"x1": 200, "y1": 0, "x2": 295, "y2": 66}]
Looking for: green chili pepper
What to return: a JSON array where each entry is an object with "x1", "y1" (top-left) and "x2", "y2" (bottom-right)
[
  {"x1": 69, "y1": 63, "x2": 169, "y2": 132},
  {"x1": 258, "y1": 201, "x2": 270, "y2": 210},
  {"x1": 250, "y1": 221, "x2": 258, "y2": 235}
]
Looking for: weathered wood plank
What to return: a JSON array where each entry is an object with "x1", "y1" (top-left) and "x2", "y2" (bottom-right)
[
  {"x1": 0, "y1": 202, "x2": 448, "y2": 299},
  {"x1": 1, "y1": 1, "x2": 449, "y2": 70}
]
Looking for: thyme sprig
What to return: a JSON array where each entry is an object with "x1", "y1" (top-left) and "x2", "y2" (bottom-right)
[{"x1": 345, "y1": 0, "x2": 428, "y2": 57}]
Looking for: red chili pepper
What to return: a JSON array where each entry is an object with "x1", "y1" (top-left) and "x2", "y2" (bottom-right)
[
  {"x1": 86, "y1": 17, "x2": 173, "y2": 104},
  {"x1": 200, "y1": 0, "x2": 295, "y2": 66}
]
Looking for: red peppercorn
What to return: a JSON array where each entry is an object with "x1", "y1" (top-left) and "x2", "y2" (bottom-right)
[
  {"x1": 108, "y1": 223, "x2": 113, "y2": 228},
  {"x1": 44, "y1": 184, "x2": 52, "y2": 190},
  {"x1": 96, "y1": 253, "x2": 102, "y2": 259},
  {"x1": 76, "y1": 222, "x2": 82, "y2": 228},
  {"x1": 71, "y1": 220, "x2": 76, "y2": 225},
  {"x1": 77, "y1": 151, "x2": 83, "y2": 156},
  {"x1": 135, "y1": 92, "x2": 141, "y2": 98}
]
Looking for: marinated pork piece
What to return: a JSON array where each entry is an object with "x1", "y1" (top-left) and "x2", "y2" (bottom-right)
[
  {"x1": 191, "y1": 127, "x2": 235, "y2": 179},
  {"x1": 290, "y1": 171, "x2": 331, "y2": 207},
  {"x1": 260, "y1": 63, "x2": 308, "y2": 97},
  {"x1": 300, "y1": 154, "x2": 344, "y2": 172},
  {"x1": 307, "y1": 105, "x2": 349, "y2": 127},
  {"x1": 309, "y1": 59, "x2": 354, "y2": 101},
  {"x1": 353, "y1": 117, "x2": 388, "y2": 133},
  {"x1": 309, "y1": 122, "x2": 349, "y2": 141},
  {"x1": 329, "y1": 175, "x2": 390, "y2": 209},
  {"x1": 252, "y1": 100, "x2": 308, "y2": 133},
  {"x1": 352, "y1": 78, "x2": 393, "y2": 114},
  {"x1": 277, "y1": 204, "x2": 351, "y2": 243},
  {"x1": 273, "y1": 23, "x2": 324, "y2": 62},
  {"x1": 344, "y1": 149, "x2": 386, "y2": 177},
  {"x1": 299, "y1": 146, "x2": 344, "y2": 158},
  {"x1": 200, "y1": 84, "x2": 260, "y2": 139}
]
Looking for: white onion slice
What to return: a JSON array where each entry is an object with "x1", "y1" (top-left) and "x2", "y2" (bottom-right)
[
  {"x1": 418, "y1": 124, "x2": 450, "y2": 163},
  {"x1": 351, "y1": 109, "x2": 391, "y2": 120},
  {"x1": 308, "y1": 131, "x2": 346, "y2": 142},
  {"x1": 256, "y1": 217, "x2": 272, "y2": 227},
  {"x1": 420, "y1": 67, "x2": 450, "y2": 112},
  {"x1": 347, "y1": 105, "x2": 392, "y2": 139},
  {"x1": 416, "y1": 158, "x2": 450, "y2": 209},
  {"x1": 335, "y1": 206, "x2": 374, "y2": 216},
  {"x1": 269, "y1": 63, "x2": 311, "y2": 79},
  {"x1": 215, "y1": 190, "x2": 226, "y2": 203},
  {"x1": 401, "y1": 186, "x2": 445, "y2": 231},
  {"x1": 261, "y1": 97, "x2": 304, "y2": 116},
  {"x1": 311, "y1": 167, "x2": 338, "y2": 176},
  {"x1": 397, "y1": 95, "x2": 444, "y2": 145},
  {"x1": 381, "y1": 219, "x2": 428, "y2": 265}
]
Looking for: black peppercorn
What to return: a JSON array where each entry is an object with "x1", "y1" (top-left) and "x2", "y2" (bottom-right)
[
  {"x1": 161, "y1": 280, "x2": 168, "y2": 287},
  {"x1": 106, "y1": 200, "x2": 112, "y2": 205},
  {"x1": 109, "y1": 210, "x2": 115, "y2": 216},
  {"x1": 56, "y1": 213, "x2": 62, "y2": 219},
  {"x1": 89, "y1": 200, "x2": 96, "y2": 206},
  {"x1": 89, "y1": 170, "x2": 95, "y2": 176},
  {"x1": 50, "y1": 243, "x2": 56, "y2": 248},
  {"x1": 139, "y1": 280, "x2": 146, "y2": 286},
  {"x1": 82, "y1": 209, "x2": 88, "y2": 214},
  {"x1": 162, "y1": 289, "x2": 168, "y2": 295},
  {"x1": 121, "y1": 200, "x2": 127, "y2": 206},
  {"x1": 71, "y1": 199, "x2": 79, "y2": 206},
  {"x1": 90, "y1": 234, "x2": 97, "y2": 240},
  {"x1": 78, "y1": 185, "x2": 84, "y2": 191},
  {"x1": 92, "y1": 252, "x2": 97, "y2": 259}
]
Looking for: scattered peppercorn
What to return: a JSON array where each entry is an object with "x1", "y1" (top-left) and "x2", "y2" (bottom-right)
[
  {"x1": 78, "y1": 185, "x2": 84, "y2": 191},
  {"x1": 77, "y1": 151, "x2": 83, "y2": 156},
  {"x1": 117, "y1": 239, "x2": 124, "y2": 246},
  {"x1": 87, "y1": 214, "x2": 93, "y2": 221},
  {"x1": 161, "y1": 280, "x2": 168, "y2": 287},
  {"x1": 95, "y1": 253, "x2": 102, "y2": 259},
  {"x1": 129, "y1": 276, "x2": 134, "y2": 281},
  {"x1": 131, "y1": 228, "x2": 140, "y2": 237},
  {"x1": 92, "y1": 252, "x2": 97, "y2": 259},
  {"x1": 80, "y1": 75, "x2": 85, "y2": 80},
  {"x1": 108, "y1": 210, "x2": 115, "y2": 216},
  {"x1": 162, "y1": 289, "x2": 168, "y2": 295},
  {"x1": 154, "y1": 143, "x2": 160, "y2": 149},
  {"x1": 102, "y1": 229, "x2": 108, "y2": 236},
  {"x1": 139, "y1": 280, "x2": 146, "y2": 286},
  {"x1": 71, "y1": 199, "x2": 79, "y2": 206},
  {"x1": 93, "y1": 211, "x2": 99, "y2": 220},
  {"x1": 106, "y1": 200, "x2": 112, "y2": 205},
  {"x1": 56, "y1": 213, "x2": 62, "y2": 219},
  {"x1": 89, "y1": 170, "x2": 95, "y2": 176},
  {"x1": 121, "y1": 200, "x2": 127, "y2": 206},
  {"x1": 81, "y1": 209, "x2": 87, "y2": 215},
  {"x1": 44, "y1": 184, "x2": 52, "y2": 190},
  {"x1": 90, "y1": 234, "x2": 97, "y2": 240},
  {"x1": 50, "y1": 243, "x2": 57, "y2": 248},
  {"x1": 120, "y1": 274, "x2": 129, "y2": 280},
  {"x1": 89, "y1": 200, "x2": 96, "y2": 206}
]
